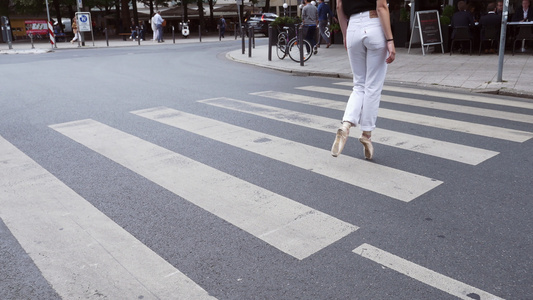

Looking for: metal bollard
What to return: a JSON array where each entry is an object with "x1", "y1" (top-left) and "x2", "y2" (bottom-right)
[
  {"x1": 242, "y1": 25, "x2": 245, "y2": 54},
  {"x1": 29, "y1": 33, "x2": 35, "y2": 49},
  {"x1": 299, "y1": 26, "x2": 304, "y2": 66},
  {"x1": 199, "y1": 25, "x2": 202, "y2": 42},
  {"x1": 268, "y1": 26, "x2": 272, "y2": 61},
  {"x1": 248, "y1": 26, "x2": 252, "y2": 57},
  {"x1": 137, "y1": 26, "x2": 140, "y2": 45},
  {"x1": 172, "y1": 26, "x2": 175, "y2": 43},
  {"x1": 104, "y1": 28, "x2": 109, "y2": 47},
  {"x1": 219, "y1": 26, "x2": 221, "y2": 41}
]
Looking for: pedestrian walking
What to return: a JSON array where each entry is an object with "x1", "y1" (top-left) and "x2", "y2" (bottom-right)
[
  {"x1": 218, "y1": 16, "x2": 227, "y2": 38},
  {"x1": 330, "y1": 0, "x2": 396, "y2": 160},
  {"x1": 70, "y1": 17, "x2": 80, "y2": 44},
  {"x1": 154, "y1": 11, "x2": 164, "y2": 43},
  {"x1": 151, "y1": 13, "x2": 158, "y2": 41},
  {"x1": 302, "y1": 0, "x2": 319, "y2": 54},
  {"x1": 317, "y1": 0, "x2": 332, "y2": 48}
]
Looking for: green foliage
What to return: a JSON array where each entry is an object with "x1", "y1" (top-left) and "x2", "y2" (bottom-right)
[
  {"x1": 442, "y1": 5, "x2": 454, "y2": 18},
  {"x1": 399, "y1": 6, "x2": 409, "y2": 22},
  {"x1": 271, "y1": 16, "x2": 301, "y2": 28},
  {"x1": 440, "y1": 5, "x2": 453, "y2": 26},
  {"x1": 329, "y1": 23, "x2": 340, "y2": 32},
  {"x1": 440, "y1": 16, "x2": 451, "y2": 25}
]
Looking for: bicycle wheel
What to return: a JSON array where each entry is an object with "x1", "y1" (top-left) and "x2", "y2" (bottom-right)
[
  {"x1": 277, "y1": 33, "x2": 287, "y2": 59},
  {"x1": 288, "y1": 38, "x2": 313, "y2": 63}
]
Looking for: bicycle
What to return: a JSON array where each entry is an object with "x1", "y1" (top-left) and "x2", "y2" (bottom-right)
[{"x1": 276, "y1": 25, "x2": 313, "y2": 63}]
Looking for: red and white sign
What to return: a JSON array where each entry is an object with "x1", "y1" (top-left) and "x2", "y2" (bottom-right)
[{"x1": 25, "y1": 20, "x2": 48, "y2": 35}]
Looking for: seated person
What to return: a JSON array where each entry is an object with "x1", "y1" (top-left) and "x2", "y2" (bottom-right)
[
  {"x1": 137, "y1": 21, "x2": 145, "y2": 41},
  {"x1": 479, "y1": 2, "x2": 501, "y2": 53},
  {"x1": 451, "y1": 1, "x2": 475, "y2": 52},
  {"x1": 130, "y1": 20, "x2": 137, "y2": 40},
  {"x1": 513, "y1": 0, "x2": 531, "y2": 22}
]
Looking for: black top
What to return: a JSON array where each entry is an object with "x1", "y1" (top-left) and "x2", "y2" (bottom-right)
[{"x1": 342, "y1": 0, "x2": 377, "y2": 16}]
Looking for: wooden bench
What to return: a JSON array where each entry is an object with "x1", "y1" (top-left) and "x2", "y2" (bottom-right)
[
  {"x1": 55, "y1": 32, "x2": 68, "y2": 42},
  {"x1": 118, "y1": 33, "x2": 131, "y2": 41}
]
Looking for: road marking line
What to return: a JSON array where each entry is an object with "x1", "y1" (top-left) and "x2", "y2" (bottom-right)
[
  {"x1": 132, "y1": 106, "x2": 441, "y2": 202},
  {"x1": 251, "y1": 91, "x2": 533, "y2": 143},
  {"x1": 50, "y1": 119, "x2": 358, "y2": 260},
  {"x1": 199, "y1": 97, "x2": 498, "y2": 166},
  {"x1": 353, "y1": 244, "x2": 505, "y2": 300},
  {"x1": 335, "y1": 81, "x2": 533, "y2": 110},
  {"x1": 297, "y1": 86, "x2": 533, "y2": 124},
  {"x1": 0, "y1": 135, "x2": 214, "y2": 300}
]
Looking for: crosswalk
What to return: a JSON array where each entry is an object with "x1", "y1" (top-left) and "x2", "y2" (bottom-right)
[{"x1": 2, "y1": 82, "x2": 525, "y2": 299}]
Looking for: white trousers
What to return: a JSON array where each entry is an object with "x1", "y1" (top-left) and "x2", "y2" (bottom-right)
[
  {"x1": 342, "y1": 11, "x2": 388, "y2": 132},
  {"x1": 71, "y1": 32, "x2": 80, "y2": 42}
]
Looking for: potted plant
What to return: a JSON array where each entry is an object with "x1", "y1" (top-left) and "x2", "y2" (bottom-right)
[
  {"x1": 392, "y1": 6, "x2": 410, "y2": 48},
  {"x1": 440, "y1": 5, "x2": 454, "y2": 52},
  {"x1": 329, "y1": 23, "x2": 340, "y2": 33},
  {"x1": 270, "y1": 16, "x2": 301, "y2": 40}
]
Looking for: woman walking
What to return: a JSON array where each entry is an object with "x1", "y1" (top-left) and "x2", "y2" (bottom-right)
[{"x1": 330, "y1": 0, "x2": 395, "y2": 160}]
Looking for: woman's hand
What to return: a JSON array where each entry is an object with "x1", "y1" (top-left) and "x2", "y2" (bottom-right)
[{"x1": 386, "y1": 40, "x2": 396, "y2": 64}]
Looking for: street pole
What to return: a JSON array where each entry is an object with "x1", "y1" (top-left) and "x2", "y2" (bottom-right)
[
  {"x1": 77, "y1": 0, "x2": 85, "y2": 46},
  {"x1": 497, "y1": 0, "x2": 510, "y2": 82},
  {"x1": 44, "y1": 0, "x2": 55, "y2": 49}
]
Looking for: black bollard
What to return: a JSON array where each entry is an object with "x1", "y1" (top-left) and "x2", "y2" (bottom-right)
[
  {"x1": 137, "y1": 26, "x2": 140, "y2": 45},
  {"x1": 199, "y1": 25, "x2": 202, "y2": 42},
  {"x1": 172, "y1": 26, "x2": 175, "y2": 43},
  {"x1": 299, "y1": 26, "x2": 304, "y2": 66},
  {"x1": 248, "y1": 26, "x2": 252, "y2": 57},
  {"x1": 268, "y1": 26, "x2": 272, "y2": 61},
  {"x1": 242, "y1": 26, "x2": 245, "y2": 54},
  {"x1": 104, "y1": 28, "x2": 109, "y2": 47}
]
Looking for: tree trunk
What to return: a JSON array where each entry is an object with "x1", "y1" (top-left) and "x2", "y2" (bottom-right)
[
  {"x1": 53, "y1": 0, "x2": 62, "y2": 31},
  {"x1": 197, "y1": 0, "x2": 204, "y2": 32},
  {"x1": 264, "y1": 0, "x2": 270, "y2": 13},
  {"x1": 120, "y1": 0, "x2": 130, "y2": 33},
  {"x1": 208, "y1": 0, "x2": 215, "y2": 31}
]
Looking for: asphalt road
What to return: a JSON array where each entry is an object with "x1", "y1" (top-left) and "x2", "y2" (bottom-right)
[{"x1": 1, "y1": 40, "x2": 532, "y2": 300}]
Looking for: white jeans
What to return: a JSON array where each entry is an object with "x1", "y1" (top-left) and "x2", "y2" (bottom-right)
[{"x1": 342, "y1": 11, "x2": 388, "y2": 132}]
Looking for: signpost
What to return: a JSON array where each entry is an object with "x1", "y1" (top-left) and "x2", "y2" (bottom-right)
[
  {"x1": 408, "y1": 10, "x2": 444, "y2": 55},
  {"x1": 75, "y1": 12, "x2": 94, "y2": 46}
]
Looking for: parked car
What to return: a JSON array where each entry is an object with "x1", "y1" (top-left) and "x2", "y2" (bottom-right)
[{"x1": 245, "y1": 13, "x2": 278, "y2": 36}]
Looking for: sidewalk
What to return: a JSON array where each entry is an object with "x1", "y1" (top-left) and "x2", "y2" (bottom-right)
[
  {"x1": 227, "y1": 43, "x2": 533, "y2": 99},
  {"x1": 3, "y1": 36, "x2": 533, "y2": 98}
]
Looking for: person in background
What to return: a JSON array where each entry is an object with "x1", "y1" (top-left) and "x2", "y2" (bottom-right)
[
  {"x1": 513, "y1": 0, "x2": 531, "y2": 21},
  {"x1": 218, "y1": 16, "x2": 227, "y2": 38},
  {"x1": 317, "y1": 0, "x2": 332, "y2": 48},
  {"x1": 497, "y1": 0, "x2": 504, "y2": 16},
  {"x1": 302, "y1": 0, "x2": 319, "y2": 55},
  {"x1": 479, "y1": 2, "x2": 501, "y2": 53},
  {"x1": 70, "y1": 17, "x2": 80, "y2": 44},
  {"x1": 138, "y1": 20, "x2": 145, "y2": 41},
  {"x1": 451, "y1": 1, "x2": 475, "y2": 53},
  {"x1": 129, "y1": 20, "x2": 137, "y2": 40},
  {"x1": 154, "y1": 11, "x2": 164, "y2": 43},
  {"x1": 330, "y1": 0, "x2": 395, "y2": 160},
  {"x1": 151, "y1": 13, "x2": 158, "y2": 41}
]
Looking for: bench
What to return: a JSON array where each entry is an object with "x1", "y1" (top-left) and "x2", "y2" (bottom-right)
[
  {"x1": 55, "y1": 32, "x2": 68, "y2": 42},
  {"x1": 118, "y1": 33, "x2": 131, "y2": 41}
]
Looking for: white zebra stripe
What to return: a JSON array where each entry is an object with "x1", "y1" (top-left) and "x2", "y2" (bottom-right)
[
  {"x1": 0, "y1": 135, "x2": 215, "y2": 300},
  {"x1": 50, "y1": 119, "x2": 358, "y2": 260},
  {"x1": 199, "y1": 97, "x2": 498, "y2": 165},
  {"x1": 353, "y1": 244, "x2": 505, "y2": 300},
  {"x1": 297, "y1": 86, "x2": 533, "y2": 124},
  {"x1": 132, "y1": 106, "x2": 442, "y2": 202},
  {"x1": 251, "y1": 91, "x2": 533, "y2": 143}
]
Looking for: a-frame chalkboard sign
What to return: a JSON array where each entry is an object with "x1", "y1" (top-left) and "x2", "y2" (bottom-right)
[{"x1": 408, "y1": 10, "x2": 444, "y2": 55}]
